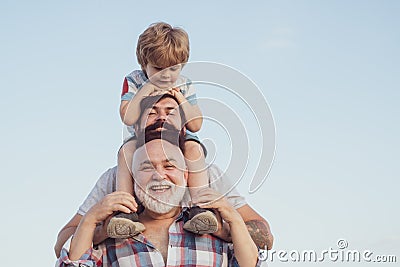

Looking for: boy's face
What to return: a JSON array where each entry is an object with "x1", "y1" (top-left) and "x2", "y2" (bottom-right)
[{"x1": 145, "y1": 64, "x2": 182, "y2": 89}]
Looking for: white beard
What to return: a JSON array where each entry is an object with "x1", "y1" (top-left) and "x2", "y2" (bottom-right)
[{"x1": 135, "y1": 180, "x2": 186, "y2": 214}]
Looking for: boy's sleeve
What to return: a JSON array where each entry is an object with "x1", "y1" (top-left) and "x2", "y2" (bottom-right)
[
  {"x1": 179, "y1": 76, "x2": 197, "y2": 105},
  {"x1": 121, "y1": 77, "x2": 133, "y2": 101},
  {"x1": 121, "y1": 70, "x2": 147, "y2": 101}
]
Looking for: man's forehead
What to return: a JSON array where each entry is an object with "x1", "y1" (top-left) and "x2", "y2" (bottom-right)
[
  {"x1": 135, "y1": 140, "x2": 184, "y2": 163},
  {"x1": 151, "y1": 98, "x2": 179, "y2": 110}
]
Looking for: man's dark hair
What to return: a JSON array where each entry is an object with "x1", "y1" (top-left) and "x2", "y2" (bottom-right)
[{"x1": 136, "y1": 127, "x2": 186, "y2": 153}]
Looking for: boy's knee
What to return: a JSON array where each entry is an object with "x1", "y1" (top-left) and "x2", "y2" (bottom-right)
[{"x1": 118, "y1": 140, "x2": 137, "y2": 159}]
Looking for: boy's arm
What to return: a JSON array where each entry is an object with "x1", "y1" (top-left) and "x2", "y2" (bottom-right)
[
  {"x1": 120, "y1": 83, "x2": 161, "y2": 125},
  {"x1": 168, "y1": 88, "x2": 203, "y2": 132}
]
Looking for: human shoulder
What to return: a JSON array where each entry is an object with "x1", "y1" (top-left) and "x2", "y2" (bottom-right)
[
  {"x1": 77, "y1": 167, "x2": 117, "y2": 215},
  {"x1": 96, "y1": 166, "x2": 117, "y2": 192},
  {"x1": 125, "y1": 69, "x2": 145, "y2": 78},
  {"x1": 207, "y1": 164, "x2": 247, "y2": 209}
]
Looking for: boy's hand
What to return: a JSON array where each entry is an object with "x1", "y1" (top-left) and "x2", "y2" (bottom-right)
[
  {"x1": 141, "y1": 82, "x2": 167, "y2": 96},
  {"x1": 167, "y1": 87, "x2": 186, "y2": 104}
]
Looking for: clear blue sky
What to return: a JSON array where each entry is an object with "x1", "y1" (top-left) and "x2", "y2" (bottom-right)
[{"x1": 1, "y1": 1, "x2": 399, "y2": 266}]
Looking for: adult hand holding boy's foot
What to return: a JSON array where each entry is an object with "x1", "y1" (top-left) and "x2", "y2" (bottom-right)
[{"x1": 107, "y1": 212, "x2": 146, "y2": 238}]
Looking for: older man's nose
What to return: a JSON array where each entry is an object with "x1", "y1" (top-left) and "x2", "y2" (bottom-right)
[{"x1": 152, "y1": 168, "x2": 166, "y2": 180}]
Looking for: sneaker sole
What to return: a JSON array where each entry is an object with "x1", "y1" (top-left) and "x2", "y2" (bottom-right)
[
  {"x1": 107, "y1": 217, "x2": 145, "y2": 238},
  {"x1": 183, "y1": 210, "x2": 218, "y2": 234}
]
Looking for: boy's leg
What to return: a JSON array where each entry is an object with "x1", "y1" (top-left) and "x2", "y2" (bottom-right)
[
  {"x1": 183, "y1": 140, "x2": 219, "y2": 234},
  {"x1": 116, "y1": 139, "x2": 136, "y2": 193},
  {"x1": 107, "y1": 139, "x2": 145, "y2": 238}
]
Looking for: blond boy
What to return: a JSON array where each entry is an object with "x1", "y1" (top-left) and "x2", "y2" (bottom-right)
[{"x1": 109, "y1": 22, "x2": 218, "y2": 237}]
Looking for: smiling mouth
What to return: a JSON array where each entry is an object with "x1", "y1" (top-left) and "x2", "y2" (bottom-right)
[{"x1": 150, "y1": 185, "x2": 171, "y2": 193}]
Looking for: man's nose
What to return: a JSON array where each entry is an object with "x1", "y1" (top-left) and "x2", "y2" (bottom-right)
[
  {"x1": 156, "y1": 112, "x2": 167, "y2": 121},
  {"x1": 152, "y1": 167, "x2": 166, "y2": 180}
]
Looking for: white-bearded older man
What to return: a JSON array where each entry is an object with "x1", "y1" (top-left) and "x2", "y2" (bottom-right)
[{"x1": 56, "y1": 132, "x2": 260, "y2": 267}]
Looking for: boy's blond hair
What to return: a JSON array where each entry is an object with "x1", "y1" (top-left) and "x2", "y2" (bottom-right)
[{"x1": 136, "y1": 22, "x2": 190, "y2": 72}]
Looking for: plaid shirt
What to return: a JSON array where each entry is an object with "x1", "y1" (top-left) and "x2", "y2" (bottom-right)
[{"x1": 57, "y1": 209, "x2": 260, "y2": 267}]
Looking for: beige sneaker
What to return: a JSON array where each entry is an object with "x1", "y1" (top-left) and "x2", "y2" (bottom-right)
[
  {"x1": 107, "y1": 212, "x2": 145, "y2": 238},
  {"x1": 183, "y1": 206, "x2": 218, "y2": 234}
]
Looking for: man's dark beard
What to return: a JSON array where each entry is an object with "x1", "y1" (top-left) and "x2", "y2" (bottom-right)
[
  {"x1": 136, "y1": 121, "x2": 186, "y2": 153},
  {"x1": 144, "y1": 120, "x2": 179, "y2": 132}
]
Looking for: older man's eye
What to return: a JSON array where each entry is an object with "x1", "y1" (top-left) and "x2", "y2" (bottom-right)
[
  {"x1": 141, "y1": 165, "x2": 154, "y2": 171},
  {"x1": 165, "y1": 164, "x2": 176, "y2": 169}
]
